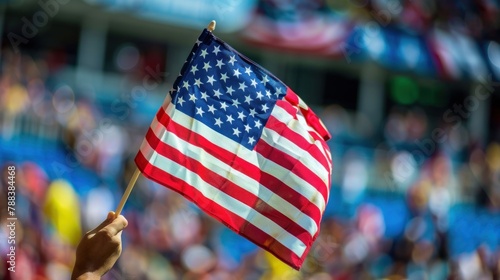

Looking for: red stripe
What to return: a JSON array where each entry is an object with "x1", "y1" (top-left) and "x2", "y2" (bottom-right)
[
  {"x1": 265, "y1": 113, "x2": 332, "y2": 174},
  {"x1": 143, "y1": 128, "x2": 313, "y2": 245},
  {"x1": 284, "y1": 88, "x2": 332, "y2": 141},
  {"x1": 155, "y1": 107, "x2": 323, "y2": 219},
  {"x1": 135, "y1": 151, "x2": 304, "y2": 269},
  {"x1": 255, "y1": 137, "x2": 329, "y2": 204}
]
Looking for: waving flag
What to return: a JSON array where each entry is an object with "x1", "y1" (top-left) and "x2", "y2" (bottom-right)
[{"x1": 135, "y1": 28, "x2": 332, "y2": 269}]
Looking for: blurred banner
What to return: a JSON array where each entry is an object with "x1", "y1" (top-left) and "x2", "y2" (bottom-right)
[{"x1": 85, "y1": 0, "x2": 258, "y2": 32}]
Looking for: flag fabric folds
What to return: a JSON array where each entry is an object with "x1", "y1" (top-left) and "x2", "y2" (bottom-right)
[{"x1": 135, "y1": 29, "x2": 332, "y2": 269}]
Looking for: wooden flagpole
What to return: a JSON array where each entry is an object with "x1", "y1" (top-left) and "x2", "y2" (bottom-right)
[
  {"x1": 115, "y1": 168, "x2": 140, "y2": 216},
  {"x1": 114, "y1": 20, "x2": 217, "y2": 217}
]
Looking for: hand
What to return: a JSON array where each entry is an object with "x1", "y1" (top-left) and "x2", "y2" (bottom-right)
[{"x1": 71, "y1": 211, "x2": 128, "y2": 280}]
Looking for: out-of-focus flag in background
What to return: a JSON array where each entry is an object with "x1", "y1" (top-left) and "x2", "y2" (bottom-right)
[{"x1": 134, "y1": 28, "x2": 333, "y2": 269}]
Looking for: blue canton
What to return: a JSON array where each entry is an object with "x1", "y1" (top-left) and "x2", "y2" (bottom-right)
[{"x1": 171, "y1": 31, "x2": 287, "y2": 150}]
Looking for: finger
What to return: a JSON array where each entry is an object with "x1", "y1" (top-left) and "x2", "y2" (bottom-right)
[
  {"x1": 102, "y1": 215, "x2": 128, "y2": 236},
  {"x1": 88, "y1": 211, "x2": 115, "y2": 234}
]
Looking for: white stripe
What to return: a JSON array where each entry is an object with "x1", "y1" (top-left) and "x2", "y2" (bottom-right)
[
  {"x1": 147, "y1": 112, "x2": 320, "y2": 237},
  {"x1": 139, "y1": 140, "x2": 307, "y2": 257},
  {"x1": 159, "y1": 103, "x2": 327, "y2": 213}
]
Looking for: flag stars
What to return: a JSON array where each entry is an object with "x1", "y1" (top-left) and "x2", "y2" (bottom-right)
[
  {"x1": 250, "y1": 79, "x2": 258, "y2": 88},
  {"x1": 220, "y1": 72, "x2": 229, "y2": 83},
  {"x1": 216, "y1": 59, "x2": 225, "y2": 69},
  {"x1": 232, "y1": 127, "x2": 241, "y2": 137},
  {"x1": 207, "y1": 75, "x2": 216, "y2": 85},
  {"x1": 254, "y1": 120, "x2": 262, "y2": 129},
  {"x1": 237, "y1": 111, "x2": 246, "y2": 121},
  {"x1": 207, "y1": 104, "x2": 216, "y2": 114},
  {"x1": 200, "y1": 91, "x2": 209, "y2": 101},
  {"x1": 228, "y1": 55, "x2": 237, "y2": 66},
  {"x1": 244, "y1": 66, "x2": 252, "y2": 76},
  {"x1": 232, "y1": 99, "x2": 241, "y2": 107},
  {"x1": 262, "y1": 75, "x2": 269, "y2": 85},
  {"x1": 203, "y1": 62, "x2": 212, "y2": 72},
  {"x1": 244, "y1": 124, "x2": 251, "y2": 133},
  {"x1": 213, "y1": 89, "x2": 223, "y2": 98},
  {"x1": 256, "y1": 91, "x2": 264, "y2": 100},
  {"x1": 226, "y1": 114, "x2": 234, "y2": 124},
  {"x1": 177, "y1": 96, "x2": 185, "y2": 106},
  {"x1": 226, "y1": 86, "x2": 235, "y2": 95},
  {"x1": 244, "y1": 95, "x2": 252, "y2": 105},
  {"x1": 213, "y1": 45, "x2": 221, "y2": 55},
  {"x1": 266, "y1": 90, "x2": 272, "y2": 98},
  {"x1": 195, "y1": 39, "x2": 202, "y2": 46},
  {"x1": 239, "y1": 82, "x2": 247, "y2": 91},
  {"x1": 214, "y1": 118, "x2": 222, "y2": 127},
  {"x1": 194, "y1": 78, "x2": 203, "y2": 87},
  {"x1": 249, "y1": 108, "x2": 257, "y2": 117},
  {"x1": 190, "y1": 65, "x2": 199, "y2": 75},
  {"x1": 195, "y1": 107, "x2": 205, "y2": 117},
  {"x1": 189, "y1": 93, "x2": 197, "y2": 103},
  {"x1": 182, "y1": 81, "x2": 190, "y2": 90},
  {"x1": 220, "y1": 102, "x2": 228, "y2": 111},
  {"x1": 233, "y1": 68, "x2": 241, "y2": 78},
  {"x1": 248, "y1": 137, "x2": 256, "y2": 145},
  {"x1": 200, "y1": 49, "x2": 208, "y2": 59},
  {"x1": 261, "y1": 103, "x2": 269, "y2": 112}
]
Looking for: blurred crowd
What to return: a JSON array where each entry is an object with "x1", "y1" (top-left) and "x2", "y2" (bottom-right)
[{"x1": 1, "y1": 35, "x2": 500, "y2": 280}]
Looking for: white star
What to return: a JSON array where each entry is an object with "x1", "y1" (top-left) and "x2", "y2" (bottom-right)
[
  {"x1": 244, "y1": 124, "x2": 251, "y2": 132},
  {"x1": 249, "y1": 108, "x2": 257, "y2": 117},
  {"x1": 232, "y1": 99, "x2": 241, "y2": 107},
  {"x1": 196, "y1": 107, "x2": 204, "y2": 117},
  {"x1": 228, "y1": 55, "x2": 237, "y2": 66},
  {"x1": 237, "y1": 111, "x2": 246, "y2": 121},
  {"x1": 200, "y1": 91, "x2": 209, "y2": 101},
  {"x1": 248, "y1": 137, "x2": 256, "y2": 145},
  {"x1": 276, "y1": 87, "x2": 283, "y2": 96},
  {"x1": 195, "y1": 39, "x2": 202, "y2": 46},
  {"x1": 213, "y1": 45, "x2": 221, "y2": 55},
  {"x1": 254, "y1": 120, "x2": 262, "y2": 129},
  {"x1": 189, "y1": 93, "x2": 197, "y2": 103},
  {"x1": 233, "y1": 68, "x2": 241, "y2": 78},
  {"x1": 216, "y1": 59, "x2": 225, "y2": 69},
  {"x1": 266, "y1": 90, "x2": 272, "y2": 98},
  {"x1": 250, "y1": 79, "x2": 258, "y2": 88},
  {"x1": 208, "y1": 104, "x2": 216, "y2": 114},
  {"x1": 182, "y1": 81, "x2": 190, "y2": 90},
  {"x1": 244, "y1": 95, "x2": 252, "y2": 105},
  {"x1": 220, "y1": 72, "x2": 229, "y2": 83},
  {"x1": 213, "y1": 89, "x2": 222, "y2": 98},
  {"x1": 200, "y1": 49, "x2": 208, "y2": 59},
  {"x1": 256, "y1": 91, "x2": 264, "y2": 100},
  {"x1": 238, "y1": 82, "x2": 247, "y2": 91},
  {"x1": 203, "y1": 62, "x2": 212, "y2": 72},
  {"x1": 226, "y1": 114, "x2": 234, "y2": 124},
  {"x1": 261, "y1": 75, "x2": 269, "y2": 85},
  {"x1": 177, "y1": 96, "x2": 185, "y2": 106},
  {"x1": 261, "y1": 103, "x2": 269, "y2": 112},
  {"x1": 214, "y1": 118, "x2": 222, "y2": 127},
  {"x1": 207, "y1": 75, "x2": 216, "y2": 85},
  {"x1": 244, "y1": 66, "x2": 252, "y2": 76},
  {"x1": 220, "y1": 102, "x2": 228, "y2": 111},
  {"x1": 232, "y1": 127, "x2": 241, "y2": 137},
  {"x1": 194, "y1": 78, "x2": 203, "y2": 87},
  {"x1": 226, "y1": 86, "x2": 235, "y2": 95},
  {"x1": 190, "y1": 65, "x2": 199, "y2": 75}
]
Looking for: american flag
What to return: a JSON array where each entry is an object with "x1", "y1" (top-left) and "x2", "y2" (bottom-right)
[{"x1": 135, "y1": 29, "x2": 332, "y2": 269}]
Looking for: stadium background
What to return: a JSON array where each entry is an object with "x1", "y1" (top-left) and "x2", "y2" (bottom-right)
[{"x1": 1, "y1": 0, "x2": 500, "y2": 279}]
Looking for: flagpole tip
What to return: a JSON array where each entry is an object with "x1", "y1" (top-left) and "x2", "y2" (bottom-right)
[{"x1": 207, "y1": 20, "x2": 216, "y2": 32}]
